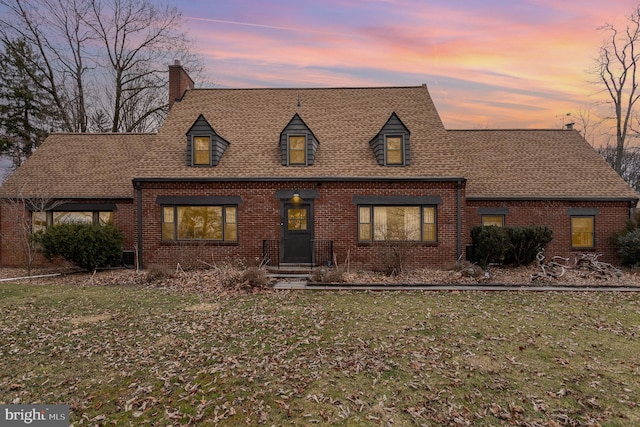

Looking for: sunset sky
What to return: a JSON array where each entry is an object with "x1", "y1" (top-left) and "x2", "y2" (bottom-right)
[{"x1": 167, "y1": 0, "x2": 640, "y2": 133}]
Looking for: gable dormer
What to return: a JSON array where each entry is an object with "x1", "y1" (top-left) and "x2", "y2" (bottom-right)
[
  {"x1": 279, "y1": 113, "x2": 319, "y2": 166},
  {"x1": 186, "y1": 114, "x2": 230, "y2": 167},
  {"x1": 369, "y1": 112, "x2": 410, "y2": 166}
]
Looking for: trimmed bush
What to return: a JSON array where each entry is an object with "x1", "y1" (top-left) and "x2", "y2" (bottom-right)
[
  {"x1": 471, "y1": 226, "x2": 512, "y2": 268},
  {"x1": 36, "y1": 223, "x2": 124, "y2": 271},
  {"x1": 616, "y1": 228, "x2": 640, "y2": 267},
  {"x1": 613, "y1": 211, "x2": 640, "y2": 267},
  {"x1": 505, "y1": 226, "x2": 553, "y2": 266},
  {"x1": 471, "y1": 225, "x2": 553, "y2": 268}
]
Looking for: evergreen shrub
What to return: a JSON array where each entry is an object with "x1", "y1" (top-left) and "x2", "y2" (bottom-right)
[{"x1": 36, "y1": 223, "x2": 124, "y2": 270}]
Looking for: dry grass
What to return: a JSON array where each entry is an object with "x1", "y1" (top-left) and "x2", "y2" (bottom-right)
[{"x1": 0, "y1": 277, "x2": 638, "y2": 426}]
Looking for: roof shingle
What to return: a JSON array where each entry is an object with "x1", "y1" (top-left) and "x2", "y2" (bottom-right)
[
  {"x1": 0, "y1": 133, "x2": 153, "y2": 199},
  {"x1": 452, "y1": 129, "x2": 638, "y2": 200},
  {"x1": 134, "y1": 86, "x2": 464, "y2": 179}
]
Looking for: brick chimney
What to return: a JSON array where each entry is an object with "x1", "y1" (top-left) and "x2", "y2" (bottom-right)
[{"x1": 168, "y1": 60, "x2": 195, "y2": 110}]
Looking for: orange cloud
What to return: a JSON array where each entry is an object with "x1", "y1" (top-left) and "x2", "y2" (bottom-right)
[{"x1": 182, "y1": 0, "x2": 638, "y2": 132}]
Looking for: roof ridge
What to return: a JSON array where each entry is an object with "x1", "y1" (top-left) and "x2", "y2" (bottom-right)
[
  {"x1": 448, "y1": 128, "x2": 576, "y2": 132},
  {"x1": 191, "y1": 85, "x2": 428, "y2": 92},
  {"x1": 49, "y1": 132, "x2": 157, "y2": 136}
]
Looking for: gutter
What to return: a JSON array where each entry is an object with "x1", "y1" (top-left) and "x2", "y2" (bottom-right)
[
  {"x1": 132, "y1": 176, "x2": 467, "y2": 184},
  {"x1": 466, "y1": 196, "x2": 638, "y2": 202},
  {"x1": 456, "y1": 180, "x2": 463, "y2": 260},
  {"x1": 135, "y1": 182, "x2": 143, "y2": 270}
]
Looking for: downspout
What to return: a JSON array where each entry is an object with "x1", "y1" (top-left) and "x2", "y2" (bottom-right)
[
  {"x1": 135, "y1": 181, "x2": 143, "y2": 270},
  {"x1": 456, "y1": 180, "x2": 462, "y2": 260}
]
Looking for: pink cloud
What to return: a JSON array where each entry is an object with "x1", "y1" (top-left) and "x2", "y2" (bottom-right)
[{"x1": 180, "y1": 0, "x2": 639, "y2": 131}]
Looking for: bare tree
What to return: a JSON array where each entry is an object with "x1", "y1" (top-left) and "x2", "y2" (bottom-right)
[
  {"x1": 1, "y1": 184, "x2": 65, "y2": 275},
  {"x1": 86, "y1": 0, "x2": 201, "y2": 132},
  {"x1": 598, "y1": 144, "x2": 640, "y2": 192},
  {"x1": 0, "y1": 0, "x2": 207, "y2": 135},
  {"x1": 595, "y1": 6, "x2": 640, "y2": 174}
]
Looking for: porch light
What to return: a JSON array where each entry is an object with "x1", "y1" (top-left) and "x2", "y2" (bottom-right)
[{"x1": 291, "y1": 192, "x2": 303, "y2": 204}]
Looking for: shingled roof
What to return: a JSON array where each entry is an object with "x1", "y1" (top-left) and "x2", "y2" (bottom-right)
[
  {"x1": 0, "y1": 133, "x2": 153, "y2": 199},
  {"x1": 134, "y1": 85, "x2": 464, "y2": 180},
  {"x1": 452, "y1": 129, "x2": 638, "y2": 200}
]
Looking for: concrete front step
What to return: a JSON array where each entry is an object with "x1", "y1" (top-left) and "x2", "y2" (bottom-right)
[
  {"x1": 273, "y1": 281, "x2": 307, "y2": 289},
  {"x1": 266, "y1": 273, "x2": 310, "y2": 279}
]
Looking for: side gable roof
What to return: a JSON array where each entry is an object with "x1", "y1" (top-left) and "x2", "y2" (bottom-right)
[
  {"x1": 135, "y1": 86, "x2": 464, "y2": 180},
  {"x1": 452, "y1": 129, "x2": 638, "y2": 200},
  {"x1": 0, "y1": 133, "x2": 153, "y2": 199}
]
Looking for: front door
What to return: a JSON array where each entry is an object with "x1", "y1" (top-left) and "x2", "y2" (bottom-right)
[{"x1": 282, "y1": 203, "x2": 313, "y2": 264}]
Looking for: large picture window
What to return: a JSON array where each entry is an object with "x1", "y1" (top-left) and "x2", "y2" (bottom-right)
[
  {"x1": 571, "y1": 216, "x2": 594, "y2": 249},
  {"x1": 358, "y1": 205, "x2": 436, "y2": 242},
  {"x1": 162, "y1": 205, "x2": 237, "y2": 241},
  {"x1": 32, "y1": 210, "x2": 113, "y2": 233}
]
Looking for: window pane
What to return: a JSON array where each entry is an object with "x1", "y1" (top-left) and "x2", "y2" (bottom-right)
[
  {"x1": 423, "y1": 207, "x2": 436, "y2": 241},
  {"x1": 194, "y1": 136, "x2": 210, "y2": 165},
  {"x1": 359, "y1": 223, "x2": 371, "y2": 241},
  {"x1": 482, "y1": 215, "x2": 503, "y2": 227},
  {"x1": 177, "y1": 206, "x2": 223, "y2": 240},
  {"x1": 162, "y1": 207, "x2": 175, "y2": 240},
  {"x1": 359, "y1": 206, "x2": 371, "y2": 224},
  {"x1": 53, "y1": 211, "x2": 93, "y2": 225},
  {"x1": 289, "y1": 136, "x2": 306, "y2": 164},
  {"x1": 423, "y1": 223, "x2": 436, "y2": 241},
  {"x1": 32, "y1": 211, "x2": 47, "y2": 233},
  {"x1": 373, "y1": 206, "x2": 420, "y2": 241},
  {"x1": 572, "y1": 217, "x2": 594, "y2": 248},
  {"x1": 288, "y1": 208, "x2": 307, "y2": 230},
  {"x1": 358, "y1": 206, "x2": 372, "y2": 240},
  {"x1": 225, "y1": 207, "x2": 237, "y2": 241},
  {"x1": 386, "y1": 136, "x2": 403, "y2": 164},
  {"x1": 99, "y1": 212, "x2": 113, "y2": 226}
]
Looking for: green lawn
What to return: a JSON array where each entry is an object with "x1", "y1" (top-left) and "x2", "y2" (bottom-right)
[{"x1": 1, "y1": 283, "x2": 638, "y2": 426}]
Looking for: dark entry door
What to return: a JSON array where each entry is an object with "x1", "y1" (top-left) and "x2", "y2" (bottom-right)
[{"x1": 282, "y1": 203, "x2": 313, "y2": 263}]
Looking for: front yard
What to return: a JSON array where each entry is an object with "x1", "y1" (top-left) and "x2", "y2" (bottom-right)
[{"x1": 0, "y1": 275, "x2": 639, "y2": 426}]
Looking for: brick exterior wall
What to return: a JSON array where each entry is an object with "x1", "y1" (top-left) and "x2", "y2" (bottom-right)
[
  {"x1": 1, "y1": 189, "x2": 632, "y2": 270},
  {"x1": 137, "y1": 180, "x2": 464, "y2": 270},
  {"x1": 465, "y1": 200, "x2": 634, "y2": 263},
  {"x1": 0, "y1": 199, "x2": 137, "y2": 268}
]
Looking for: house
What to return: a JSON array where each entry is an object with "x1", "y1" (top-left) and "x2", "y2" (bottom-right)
[{"x1": 0, "y1": 63, "x2": 637, "y2": 271}]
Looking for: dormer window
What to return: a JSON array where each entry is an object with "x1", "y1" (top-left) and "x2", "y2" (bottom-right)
[
  {"x1": 370, "y1": 112, "x2": 410, "y2": 166},
  {"x1": 280, "y1": 114, "x2": 319, "y2": 166},
  {"x1": 288, "y1": 135, "x2": 307, "y2": 165},
  {"x1": 193, "y1": 136, "x2": 211, "y2": 165},
  {"x1": 385, "y1": 135, "x2": 404, "y2": 165},
  {"x1": 186, "y1": 114, "x2": 229, "y2": 167}
]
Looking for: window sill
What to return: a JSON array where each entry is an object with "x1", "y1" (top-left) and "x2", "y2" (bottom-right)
[
  {"x1": 358, "y1": 241, "x2": 438, "y2": 247},
  {"x1": 161, "y1": 241, "x2": 238, "y2": 246}
]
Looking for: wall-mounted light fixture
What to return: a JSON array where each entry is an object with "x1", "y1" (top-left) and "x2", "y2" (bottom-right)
[{"x1": 290, "y1": 192, "x2": 303, "y2": 204}]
